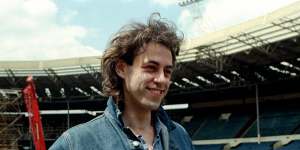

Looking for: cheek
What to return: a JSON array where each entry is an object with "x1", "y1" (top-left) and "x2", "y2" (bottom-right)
[
  {"x1": 166, "y1": 81, "x2": 171, "y2": 89},
  {"x1": 167, "y1": 81, "x2": 171, "y2": 86},
  {"x1": 128, "y1": 71, "x2": 150, "y2": 87},
  {"x1": 142, "y1": 73, "x2": 158, "y2": 83}
]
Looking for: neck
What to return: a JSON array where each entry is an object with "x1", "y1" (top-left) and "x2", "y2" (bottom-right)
[
  {"x1": 122, "y1": 103, "x2": 153, "y2": 132},
  {"x1": 121, "y1": 97, "x2": 156, "y2": 146}
]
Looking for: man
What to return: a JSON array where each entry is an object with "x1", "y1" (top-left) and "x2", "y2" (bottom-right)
[{"x1": 50, "y1": 13, "x2": 194, "y2": 150}]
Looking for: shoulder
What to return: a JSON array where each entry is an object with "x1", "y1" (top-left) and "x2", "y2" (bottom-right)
[
  {"x1": 171, "y1": 121, "x2": 190, "y2": 137},
  {"x1": 73, "y1": 114, "x2": 106, "y2": 130},
  {"x1": 49, "y1": 131, "x2": 70, "y2": 150},
  {"x1": 49, "y1": 114, "x2": 108, "y2": 150},
  {"x1": 170, "y1": 121, "x2": 195, "y2": 150},
  {"x1": 65, "y1": 114, "x2": 108, "y2": 136}
]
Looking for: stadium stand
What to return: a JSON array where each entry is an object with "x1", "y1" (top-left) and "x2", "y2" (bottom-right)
[{"x1": 1, "y1": 1, "x2": 300, "y2": 149}]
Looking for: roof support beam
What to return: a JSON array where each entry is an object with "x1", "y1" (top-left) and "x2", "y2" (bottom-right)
[
  {"x1": 230, "y1": 33, "x2": 278, "y2": 61},
  {"x1": 44, "y1": 68, "x2": 70, "y2": 97},
  {"x1": 80, "y1": 65, "x2": 101, "y2": 86},
  {"x1": 272, "y1": 17, "x2": 300, "y2": 35},
  {"x1": 4, "y1": 69, "x2": 18, "y2": 88},
  {"x1": 196, "y1": 46, "x2": 226, "y2": 72}
]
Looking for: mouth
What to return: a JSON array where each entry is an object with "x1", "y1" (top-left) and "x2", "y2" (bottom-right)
[{"x1": 146, "y1": 87, "x2": 165, "y2": 95}]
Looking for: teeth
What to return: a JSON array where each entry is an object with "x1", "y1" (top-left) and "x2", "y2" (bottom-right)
[{"x1": 148, "y1": 88, "x2": 163, "y2": 94}]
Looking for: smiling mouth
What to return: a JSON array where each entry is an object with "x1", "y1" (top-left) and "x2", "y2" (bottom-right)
[{"x1": 146, "y1": 88, "x2": 165, "y2": 95}]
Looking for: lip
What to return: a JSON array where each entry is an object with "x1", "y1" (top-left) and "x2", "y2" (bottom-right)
[{"x1": 146, "y1": 87, "x2": 165, "y2": 96}]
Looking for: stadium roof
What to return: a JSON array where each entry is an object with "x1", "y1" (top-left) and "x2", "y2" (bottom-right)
[
  {"x1": 1, "y1": 1, "x2": 299, "y2": 73},
  {"x1": 178, "y1": 0, "x2": 300, "y2": 62},
  {"x1": 0, "y1": 1, "x2": 300, "y2": 106},
  {"x1": 0, "y1": 56, "x2": 101, "y2": 76}
]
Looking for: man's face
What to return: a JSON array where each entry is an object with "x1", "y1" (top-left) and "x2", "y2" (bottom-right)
[{"x1": 118, "y1": 42, "x2": 173, "y2": 111}]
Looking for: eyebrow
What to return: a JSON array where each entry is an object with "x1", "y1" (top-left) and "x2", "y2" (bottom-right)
[{"x1": 146, "y1": 60, "x2": 173, "y2": 69}]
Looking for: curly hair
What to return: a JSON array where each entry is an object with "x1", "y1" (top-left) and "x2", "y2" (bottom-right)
[{"x1": 101, "y1": 13, "x2": 183, "y2": 100}]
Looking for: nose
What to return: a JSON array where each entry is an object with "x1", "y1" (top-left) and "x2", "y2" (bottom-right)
[{"x1": 153, "y1": 70, "x2": 170, "y2": 84}]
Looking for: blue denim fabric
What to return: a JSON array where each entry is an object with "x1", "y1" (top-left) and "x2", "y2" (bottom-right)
[{"x1": 49, "y1": 97, "x2": 194, "y2": 150}]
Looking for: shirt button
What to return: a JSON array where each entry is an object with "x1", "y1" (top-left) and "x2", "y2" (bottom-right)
[{"x1": 132, "y1": 141, "x2": 140, "y2": 147}]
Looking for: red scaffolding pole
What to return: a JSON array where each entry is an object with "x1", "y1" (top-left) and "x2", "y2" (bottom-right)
[{"x1": 23, "y1": 76, "x2": 46, "y2": 150}]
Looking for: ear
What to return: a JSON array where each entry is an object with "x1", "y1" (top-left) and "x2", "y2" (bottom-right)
[{"x1": 115, "y1": 59, "x2": 127, "y2": 79}]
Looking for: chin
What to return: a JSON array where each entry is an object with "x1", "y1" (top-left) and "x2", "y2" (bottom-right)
[{"x1": 141, "y1": 99, "x2": 161, "y2": 110}]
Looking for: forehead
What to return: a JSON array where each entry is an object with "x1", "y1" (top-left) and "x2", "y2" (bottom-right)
[{"x1": 134, "y1": 42, "x2": 173, "y2": 66}]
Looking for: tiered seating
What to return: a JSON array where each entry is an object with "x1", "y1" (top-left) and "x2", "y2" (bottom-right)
[
  {"x1": 278, "y1": 141, "x2": 300, "y2": 150},
  {"x1": 191, "y1": 113, "x2": 251, "y2": 139},
  {"x1": 234, "y1": 142, "x2": 273, "y2": 150},
  {"x1": 245, "y1": 110, "x2": 300, "y2": 137},
  {"x1": 187, "y1": 108, "x2": 300, "y2": 150},
  {"x1": 195, "y1": 144, "x2": 223, "y2": 150}
]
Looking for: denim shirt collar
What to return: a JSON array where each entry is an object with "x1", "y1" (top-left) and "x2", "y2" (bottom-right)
[
  {"x1": 104, "y1": 96, "x2": 176, "y2": 131},
  {"x1": 104, "y1": 96, "x2": 123, "y2": 127}
]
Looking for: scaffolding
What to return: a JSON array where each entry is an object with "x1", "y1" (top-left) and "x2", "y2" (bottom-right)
[{"x1": 0, "y1": 89, "x2": 23, "y2": 150}]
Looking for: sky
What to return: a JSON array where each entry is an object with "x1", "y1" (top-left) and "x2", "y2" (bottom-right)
[{"x1": 0, "y1": 0, "x2": 298, "y2": 61}]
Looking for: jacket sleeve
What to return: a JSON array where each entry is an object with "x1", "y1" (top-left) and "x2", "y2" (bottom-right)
[{"x1": 49, "y1": 132, "x2": 72, "y2": 150}]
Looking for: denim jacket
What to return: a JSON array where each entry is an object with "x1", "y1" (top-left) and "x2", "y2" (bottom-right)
[{"x1": 49, "y1": 97, "x2": 194, "y2": 150}]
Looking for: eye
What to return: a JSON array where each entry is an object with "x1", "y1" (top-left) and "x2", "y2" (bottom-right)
[
  {"x1": 164, "y1": 68, "x2": 173, "y2": 76},
  {"x1": 144, "y1": 65, "x2": 156, "y2": 72}
]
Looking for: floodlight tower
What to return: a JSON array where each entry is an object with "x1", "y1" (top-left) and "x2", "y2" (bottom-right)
[
  {"x1": 178, "y1": 0, "x2": 205, "y2": 20},
  {"x1": 178, "y1": 0, "x2": 216, "y2": 34},
  {"x1": 178, "y1": 0, "x2": 203, "y2": 7}
]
